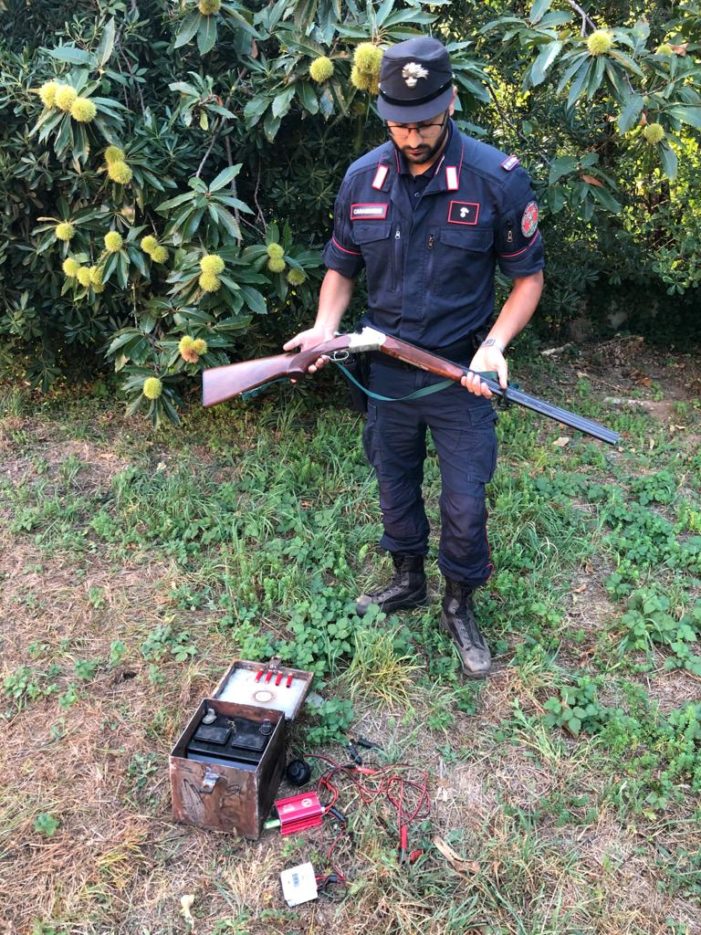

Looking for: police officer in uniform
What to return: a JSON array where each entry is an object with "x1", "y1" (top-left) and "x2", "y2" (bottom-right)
[{"x1": 284, "y1": 37, "x2": 544, "y2": 677}]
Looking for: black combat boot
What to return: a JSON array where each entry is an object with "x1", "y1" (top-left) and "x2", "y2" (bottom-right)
[
  {"x1": 356, "y1": 553, "x2": 428, "y2": 617},
  {"x1": 441, "y1": 579, "x2": 491, "y2": 678}
]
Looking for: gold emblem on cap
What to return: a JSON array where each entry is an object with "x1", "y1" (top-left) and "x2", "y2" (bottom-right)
[{"x1": 402, "y1": 62, "x2": 429, "y2": 87}]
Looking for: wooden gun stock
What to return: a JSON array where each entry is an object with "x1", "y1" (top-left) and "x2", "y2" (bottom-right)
[{"x1": 202, "y1": 335, "x2": 352, "y2": 407}]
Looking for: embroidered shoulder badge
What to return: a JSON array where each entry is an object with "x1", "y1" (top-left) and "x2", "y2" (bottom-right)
[
  {"x1": 521, "y1": 200, "x2": 539, "y2": 237},
  {"x1": 501, "y1": 155, "x2": 520, "y2": 171}
]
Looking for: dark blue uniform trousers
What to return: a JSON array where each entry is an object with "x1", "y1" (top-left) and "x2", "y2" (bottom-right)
[{"x1": 363, "y1": 356, "x2": 498, "y2": 588}]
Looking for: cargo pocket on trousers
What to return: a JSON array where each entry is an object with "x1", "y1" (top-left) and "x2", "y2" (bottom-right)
[
  {"x1": 465, "y1": 403, "x2": 498, "y2": 484},
  {"x1": 362, "y1": 401, "x2": 379, "y2": 468}
]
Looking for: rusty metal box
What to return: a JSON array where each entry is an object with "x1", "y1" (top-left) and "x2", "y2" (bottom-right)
[
  {"x1": 170, "y1": 698, "x2": 286, "y2": 839},
  {"x1": 170, "y1": 661, "x2": 313, "y2": 839}
]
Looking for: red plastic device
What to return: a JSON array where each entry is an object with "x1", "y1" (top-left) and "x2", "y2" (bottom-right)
[{"x1": 274, "y1": 791, "x2": 324, "y2": 836}]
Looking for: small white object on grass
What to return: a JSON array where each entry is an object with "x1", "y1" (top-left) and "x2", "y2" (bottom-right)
[
  {"x1": 280, "y1": 862, "x2": 318, "y2": 907},
  {"x1": 180, "y1": 894, "x2": 195, "y2": 926}
]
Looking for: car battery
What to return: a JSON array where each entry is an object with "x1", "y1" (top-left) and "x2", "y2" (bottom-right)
[
  {"x1": 170, "y1": 660, "x2": 312, "y2": 839},
  {"x1": 187, "y1": 709, "x2": 277, "y2": 767}
]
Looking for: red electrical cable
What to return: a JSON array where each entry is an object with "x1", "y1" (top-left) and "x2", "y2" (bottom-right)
[{"x1": 306, "y1": 753, "x2": 430, "y2": 869}]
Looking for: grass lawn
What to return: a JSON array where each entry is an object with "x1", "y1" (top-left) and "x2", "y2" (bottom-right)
[{"x1": 1, "y1": 337, "x2": 700, "y2": 935}]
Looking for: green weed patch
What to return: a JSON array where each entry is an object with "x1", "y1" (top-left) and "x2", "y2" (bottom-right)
[{"x1": 1, "y1": 345, "x2": 700, "y2": 933}]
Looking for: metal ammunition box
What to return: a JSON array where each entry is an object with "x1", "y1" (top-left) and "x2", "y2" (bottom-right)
[{"x1": 170, "y1": 661, "x2": 313, "y2": 839}]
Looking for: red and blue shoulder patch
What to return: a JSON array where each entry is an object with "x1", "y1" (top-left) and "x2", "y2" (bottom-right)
[{"x1": 521, "y1": 200, "x2": 539, "y2": 237}]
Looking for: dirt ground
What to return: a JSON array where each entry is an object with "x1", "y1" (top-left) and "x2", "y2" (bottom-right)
[{"x1": 1, "y1": 338, "x2": 700, "y2": 935}]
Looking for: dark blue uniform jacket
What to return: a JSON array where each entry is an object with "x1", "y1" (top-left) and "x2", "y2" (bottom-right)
[{"x1": 323, "y1": 121, "x2": 545, "y2": 352}]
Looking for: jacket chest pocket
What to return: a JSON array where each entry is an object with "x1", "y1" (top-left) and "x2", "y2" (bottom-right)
[
  {"x1": 353, "y1": 222, "x2": 399, "y2": 295},
  {"x1": 429, "y1": 227, "x2": 494, "y2": 297}
]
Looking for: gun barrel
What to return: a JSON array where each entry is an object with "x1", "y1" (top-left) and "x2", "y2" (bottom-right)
[{"x1": 480, "y1": 379, "x2": 620, "y2": 446}]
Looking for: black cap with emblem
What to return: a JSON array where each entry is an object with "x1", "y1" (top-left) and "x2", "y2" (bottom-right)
[{"x1": 377, "y1": 37, "x2": 453, "y2": 123}]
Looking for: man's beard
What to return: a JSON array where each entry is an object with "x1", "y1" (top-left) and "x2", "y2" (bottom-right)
[{"x1": 397, "y1": 118, "x2": 450, "y2": 167}]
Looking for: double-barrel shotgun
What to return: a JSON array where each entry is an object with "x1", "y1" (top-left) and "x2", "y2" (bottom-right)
[{"x1": 201, "y1": 326, "x2": 620, "y2": 446}]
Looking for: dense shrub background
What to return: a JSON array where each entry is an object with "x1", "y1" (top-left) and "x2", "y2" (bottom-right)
[{"x1": 1, "y1": 0, "x2": 699, "y2": 423}]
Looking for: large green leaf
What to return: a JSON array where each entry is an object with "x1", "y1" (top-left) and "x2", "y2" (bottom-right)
[
  {"x1": 590, "y1": 185, "x2": 621, "y2": 214},
  {"x1": 238, "y1": 285, "x2": 267, "y2": 315},
  {"x1": 659, "y1": 142, "x2": 678, "y2": 179},
  {"x1": 586, "y1": 55, "x2": 607, "y2": 99},
  {"x1": 480, "y1": 16, "x2": 527, "y2": 34},
  {"x1": 566, "y1": 59, "x2": 591, "y2": 108},
  {"x1": 53, "y1": 116, "x2": 72, "y2": 159},
  {"x1": 382, "y1": 9, "x2": 436, "y2": 28},
  {"x1": 547, "y1": 186, "x2": 567, "y2": 214},
  {"x1": 215, "y1": 315, "x2": 252, "y2": 333},
  {"x1": 604, "y1": 61, "x2": 627, "y2": 99},
  {"x1": 529, "y1": 40, "x2": 563, "y2": 87},
  {"x1": 244, "y1": 95, "x2": 270, "y2": 126},
  {"x1": 618, "y1": 93, "x2": 644, "y2": 133},
  {"x1": 213, "y1": 194, "x2": 254, "y2": 214},
  {"x1": 96, "y1": 18, "x2": 116, "y2": 67},
  {"x1": 102, "y1": 252, "x2": 118, "y2": 283},
  {"x1": 608, "y1": 49, "x2": 644, "y2": 78},
  {"x1": 139, "y1": 169, "x2": 166, "y2": 192},
  {"x1": 160, "y1": 395, "x2": 181, "y2": 426},
  {"x1": 31, "y1": 108, "x2": 64, "y2": 140},
  {"x1": 272, "y1": 87, "x2": 295, "y2": 120},
  {"x1": 184, "y1": 207, "x2": 206, "y2": 239},
  {"x1": 157, "y1": 191, "x2": 197, "y2": 213},
  {"x1": 212, "y1": 205, "x2": 241, "y2": 240},
  {"x1": 549, "y1": 155, "x2": 578, "y2": 185},
  {"x1": 92, "y1": 99, "x2": 127, "y2": 122},
  {"x1": 221, "y1": 2, "x2": 259, "y2": 36},
  {"x1": 49, "y1": 46, "x2": 95, "y2": 66},
  {"x1": 209, "y1": 164, "x2": 242, "y2": 192},
  {"x1": 116, "y1": 252, "x2": 129, "y2": 289},
  {"x1": 374, "y1": 0, "x2": 395, "y2": 27},
  {"x1": 129, "y1": 248, "x2": 149, "y2": 278},
  {"x1": 107, "y1": 330, "x2": 144, "y2": 355},
  {"x1": 175, "y1": 12, "x2": 202, "y2": 49},
  {"x1": 556, "y1": 51, "x2": 588, "y2": 93},
  {"x1": 529, "y1": 0, "x2": 553, "y2": 25},
  {"x1": 667, "y1": 105, "x2": 701, "y2": 130},
  {"x1": 297, "y1": 82, "x2": 319, "y2": 115},
  {"x1": 197, "y1": 15, "x2": 218, "y2": 56},
  {"x1": 263, "y1": 109, "x2": 282, "y2": 142},
  {"x1": 539, "y1": 10, "x2": 572, "y2": 27}
]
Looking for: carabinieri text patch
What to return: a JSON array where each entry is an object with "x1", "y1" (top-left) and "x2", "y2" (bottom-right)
[{"x1": 351, "y1": 203, "x2": 389, "y2": 220}]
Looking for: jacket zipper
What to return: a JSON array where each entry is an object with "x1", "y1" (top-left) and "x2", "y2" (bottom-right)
[
  {"x1": 427, "y1": 232, "x2": 435, "y2": 284},
  {"x1": 393, "y1": 225, "x2": 401, "y2": 291}
]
